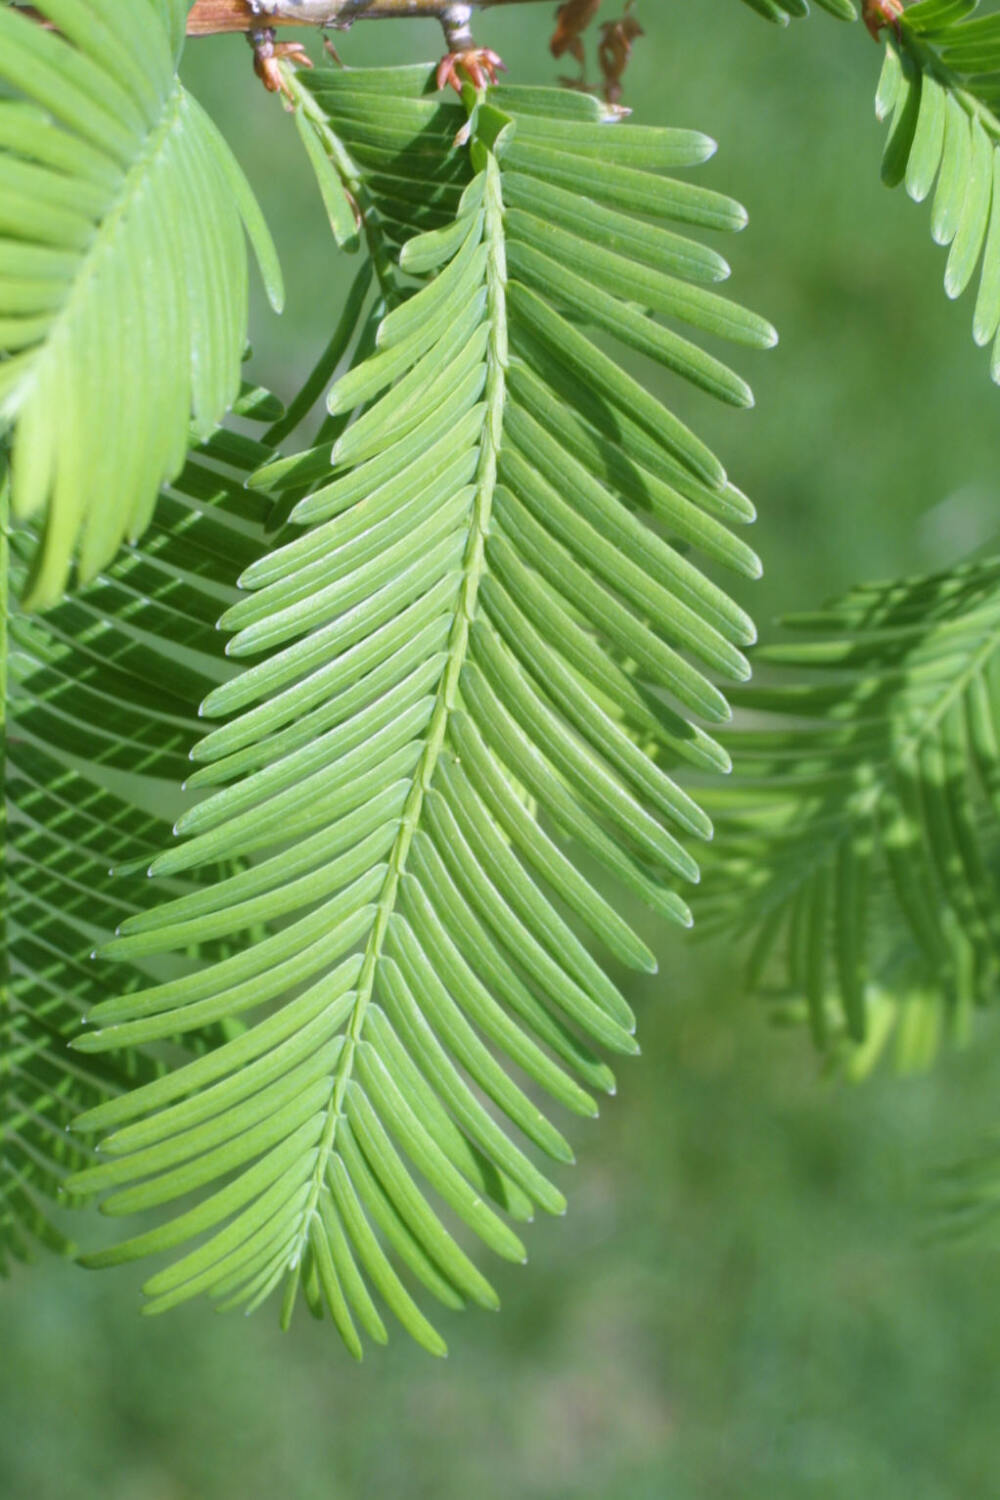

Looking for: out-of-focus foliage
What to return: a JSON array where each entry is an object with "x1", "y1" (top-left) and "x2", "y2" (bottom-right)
[{"x1": 698, "y1": 557, "x2": 1000, "y2": 1070}]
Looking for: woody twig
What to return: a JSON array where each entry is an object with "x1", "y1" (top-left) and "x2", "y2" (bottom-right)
[{"x1": 185, "y1": 0, "x2": 553, "y2": 35}]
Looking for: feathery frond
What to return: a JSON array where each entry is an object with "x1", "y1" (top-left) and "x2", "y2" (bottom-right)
[
  {"x1": 1, "y1": 390, "x2": 282, "y2": 1270},
  {"x1": 66, "y1": 69, "x2": 770, "y2": 1356},
  {"x1": 876, "y1": 3, "x2": 1000, "y2": 382},
  {"x1": 697, "y1": 555, "x2": 1000, "y2": 1066},
  {"x1": 0, "y1": 0, "x2": 282, "y2": 608}
]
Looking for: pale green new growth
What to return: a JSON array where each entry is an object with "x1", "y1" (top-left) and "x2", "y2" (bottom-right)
[
  {"x1": 62, "y1": 69, "x2": 768, "y2": 1355},
  {"x1": 7, "y1": 0, "x2": 1000, "y2": 1349}
]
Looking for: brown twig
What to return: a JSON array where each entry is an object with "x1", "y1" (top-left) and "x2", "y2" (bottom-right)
[
  {"x1": 16, "y1": 1, "x2": 558, "y2": 32},
  {"x1": 185, "y1": 0, "x2": 554, "y2": 36}
]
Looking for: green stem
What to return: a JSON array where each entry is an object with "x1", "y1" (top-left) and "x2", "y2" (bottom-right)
[{"x1": 288, "y1": 148, "x2": 507, "y2": 1275}]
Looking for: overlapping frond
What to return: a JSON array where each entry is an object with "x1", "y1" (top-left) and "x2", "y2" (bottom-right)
[
  {"x1": 67, "y1": 70, "x2": 770, "y2": 1356},
  {"x1": 737, "y1": 0, "x2": 856, "y2": 23},
  {"x1": 0, "y1": 0, "x2": 282, "y2": 608},
  {"x1": 697, "y1": 556, "x2": 1000, "y2": 1069},
  {"x1": 1, "y1": 389, "x2": 281, "y2": 1270},
  {"x1": 875, "y1": 2, "x2": 1000, "y2": 381}
]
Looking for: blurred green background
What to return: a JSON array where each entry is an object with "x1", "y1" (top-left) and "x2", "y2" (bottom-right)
[{"x1": 5, "y1": 4, "x2": 1000, "y2": 1496}]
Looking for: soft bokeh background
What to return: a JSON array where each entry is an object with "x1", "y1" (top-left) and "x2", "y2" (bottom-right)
[{"x1": 5, "y1": 5, "x2": 1000, "y2": 1496}]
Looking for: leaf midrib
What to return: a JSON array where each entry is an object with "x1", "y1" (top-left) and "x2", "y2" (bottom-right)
[{"x1": 288, "y1": 155, "x2": 507, "y2": 1267}]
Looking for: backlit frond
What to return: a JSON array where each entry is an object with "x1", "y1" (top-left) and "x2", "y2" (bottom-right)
[{"x1": 0, "y1": 0, "x2": 282, "y2": 607}]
